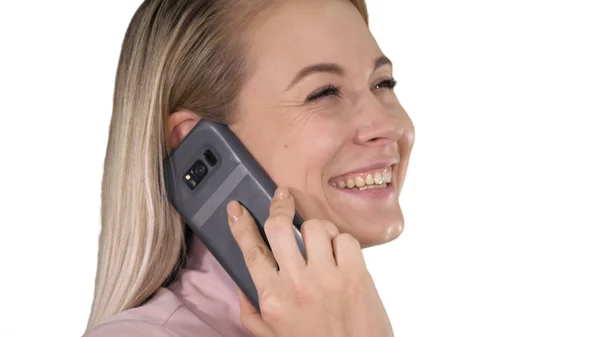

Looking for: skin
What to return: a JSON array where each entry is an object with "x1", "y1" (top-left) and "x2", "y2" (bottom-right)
[{"x1": 168, "y1": 0, "x2": 415, "y2": 249}]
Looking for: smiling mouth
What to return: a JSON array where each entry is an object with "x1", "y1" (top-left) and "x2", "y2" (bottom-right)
[{"x1": 328, "y1": 165, "x2": 393, "y2": 191}]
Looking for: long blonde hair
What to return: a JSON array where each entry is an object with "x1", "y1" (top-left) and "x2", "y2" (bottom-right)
[{"x1": 87, "y1": 0, "x2": 369, "y2": 331}]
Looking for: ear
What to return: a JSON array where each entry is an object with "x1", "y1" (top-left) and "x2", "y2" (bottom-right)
[{"x1": 168, "y1": 110, "x2": 201, "y2": 150}]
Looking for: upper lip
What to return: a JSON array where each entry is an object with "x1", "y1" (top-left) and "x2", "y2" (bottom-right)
[{"x1": 329, "y1": 158, "x2": 400, "y2": 180}]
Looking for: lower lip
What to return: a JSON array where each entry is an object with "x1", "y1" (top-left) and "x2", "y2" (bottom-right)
[{"x1": 331, "y1": 183, "x2": 395, "y2": 199}]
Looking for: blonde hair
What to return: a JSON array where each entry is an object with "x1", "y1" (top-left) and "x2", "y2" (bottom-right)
[{"x1": 87, "y1": 0, "x2": 369, "y2": 331}]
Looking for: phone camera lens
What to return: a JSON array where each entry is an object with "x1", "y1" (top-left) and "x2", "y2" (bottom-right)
[
  {"x1": 191, "y1": 161, "x2": 207, "y2": 179},
  {"x1": 184, "y1": 160, "x2": 208, "y2": 190},
  {"x1": 204, "y1": 149, "x2": 218, "y2": 166}
]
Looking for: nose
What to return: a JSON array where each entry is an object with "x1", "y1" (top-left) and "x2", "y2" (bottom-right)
[{"x1": 352, "y1": 94, "x2": 408, "y2": 146}]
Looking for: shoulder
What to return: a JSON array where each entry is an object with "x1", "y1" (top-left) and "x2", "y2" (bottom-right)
[
  {"x1": 83, "y1": 287, "x2": 181, "y2": 337},
  {"x1": 83, "y1": 319, "x2": 173, "y2": 337},
  {"x1": 83, "y1": 287, "x2": 226, "y2": 337}
]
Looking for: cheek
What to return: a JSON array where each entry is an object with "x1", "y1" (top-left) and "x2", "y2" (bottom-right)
[
  {"x1": 278, "y1": 121, "x2": 340, "y2": 188},
  {"x1": 266, "y1": 114, "x2": 346, "y2": 191},
  {"x1": 235, "y1": 96, "x2": 352, "y2": 191}
]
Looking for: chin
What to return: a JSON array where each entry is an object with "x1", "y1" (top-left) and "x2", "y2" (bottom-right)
[
  {"x1": 358, "y1": 216, "x2": 404, "y2": 249},
  {"x1": 335, "y1": 208, "x2": 405, "y2": 249},
  {"x1": 291, "y1": 187, "x2": 405, "y2": 248}
]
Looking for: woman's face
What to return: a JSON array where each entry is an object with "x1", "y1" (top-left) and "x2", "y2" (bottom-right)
[{"x1": 229, "y1": 0, "x2": 415, "y2": 248}]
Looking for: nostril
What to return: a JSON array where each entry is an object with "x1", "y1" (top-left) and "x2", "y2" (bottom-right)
[{"x1": 367, "y1": 137, "x2": 389, "y2": 145}]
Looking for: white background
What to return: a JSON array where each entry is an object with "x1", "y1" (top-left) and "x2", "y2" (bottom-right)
[{"x1": 0, "y1": 1, "x2": 598, "y2": 336}]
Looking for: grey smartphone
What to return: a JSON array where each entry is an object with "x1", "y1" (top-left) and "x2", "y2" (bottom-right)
[{"x1": 163, "y1": 119, "x2": 306, "y2": 313}]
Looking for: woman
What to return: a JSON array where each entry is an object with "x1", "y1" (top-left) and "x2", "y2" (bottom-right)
[{"x1": 85, "y1": 0, "x2": 415, "y2": 336}]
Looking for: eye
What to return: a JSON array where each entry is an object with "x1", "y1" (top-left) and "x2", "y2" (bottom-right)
[
  {"x1": 373, "y1": 78, "x2": 397, "y2": 90},
  {"x1": 305, "y1": 84, "x2": 341, "y2": 103}
]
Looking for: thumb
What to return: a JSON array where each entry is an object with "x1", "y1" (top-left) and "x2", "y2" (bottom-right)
[{"x1": 238, "y1": 288, "x2": 274, "y2": 337}]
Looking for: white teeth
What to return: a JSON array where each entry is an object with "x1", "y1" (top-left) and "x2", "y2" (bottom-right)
[
  {"x1": 358, "y1": 183, "x2": 388, "y2": 191},
  {"x1": 382, "y1": 170, "x2": 392, "y2": 183},
  {"x1": 331, "y1": 167, "x2": 393, "y2": 191},
  {"x1": 346, "y1": 179, "x2": 355, "y2": 188}
]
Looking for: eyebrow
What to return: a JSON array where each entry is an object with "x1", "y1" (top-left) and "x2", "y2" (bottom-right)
[{"x1": 286, "y1": 55, "x2": 393, "y2": 91}]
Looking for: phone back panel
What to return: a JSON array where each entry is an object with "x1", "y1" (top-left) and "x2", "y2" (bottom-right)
[{"x1": 163, "y1": 120, "x2": 306, "y2": 313}]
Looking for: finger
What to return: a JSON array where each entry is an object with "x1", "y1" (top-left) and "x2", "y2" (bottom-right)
[
  {"x1": 301, "y1": 219, "x2": 339, "y2": 269},
  {"x1": 332, "y1": 233, "x2": 366, "y2": 270},
  {"x1": 263, "y1": 187, "x2": 307, "y2": 273},
  {"x1": 228, "y1": 200, "x2": 278, "y2": 293},
  {"x1": 238, "y1": 288, "x2": 275, "y2": 337}
]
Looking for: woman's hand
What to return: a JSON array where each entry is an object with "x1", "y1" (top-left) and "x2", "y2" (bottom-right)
[{"x1": 227, "y1": 187, "x2": 394, "y2": 337}]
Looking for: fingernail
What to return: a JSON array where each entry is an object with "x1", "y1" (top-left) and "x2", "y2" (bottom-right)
[
  {"x1": 227, "y1": 200, "x2": 243, "y2": 222},
  {"x1": 274, "y1": 187, "x2": 289, "y2": 200}
]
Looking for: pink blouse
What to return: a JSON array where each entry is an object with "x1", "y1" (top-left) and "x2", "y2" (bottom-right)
[{"x1": 84, "y1": 235, "x2": 252, "y2": 337}]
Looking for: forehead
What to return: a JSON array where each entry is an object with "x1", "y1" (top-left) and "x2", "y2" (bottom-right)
[{"x1": 245, "y1": 0, "x2": 383, "y2": 82}]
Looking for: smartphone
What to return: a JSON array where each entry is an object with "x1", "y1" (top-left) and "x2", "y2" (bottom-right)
[{"x1": 163, "y1": 119, "x2": 306, "y2": 313}]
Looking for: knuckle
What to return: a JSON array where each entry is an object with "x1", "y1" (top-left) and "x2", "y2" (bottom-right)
[
  {"x1": 334, "y1": 233, "x2": 360, "y2": 248},
  {"x1": 301, "y1": 219, "x2": 339, "y2": 239},
  {"x1": 244, "y1": 244, "x2": 267, "y2": 267},
  {"x1": 269, "y1": 199, "x2": 289, "y2": 212},
  {"x1": 321, "y1": 220, "x2": 340, "y2": 236},
  {"x1": 301, "y1": 219, "x2": 323, "y2": 234},
  {"x1": 259, "y1": 291, "x2": 283, "y2": 318},
  {"x1": 265, "y1": 214, "x2": 289, "y2": 232},
  {"x1": 267, "y1": 214, "x2": 289, "y2": 226}
]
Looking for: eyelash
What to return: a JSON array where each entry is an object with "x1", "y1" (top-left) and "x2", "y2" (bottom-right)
[{"x1": 305, "y1": 78, "x2": 397, "y2": 103}]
